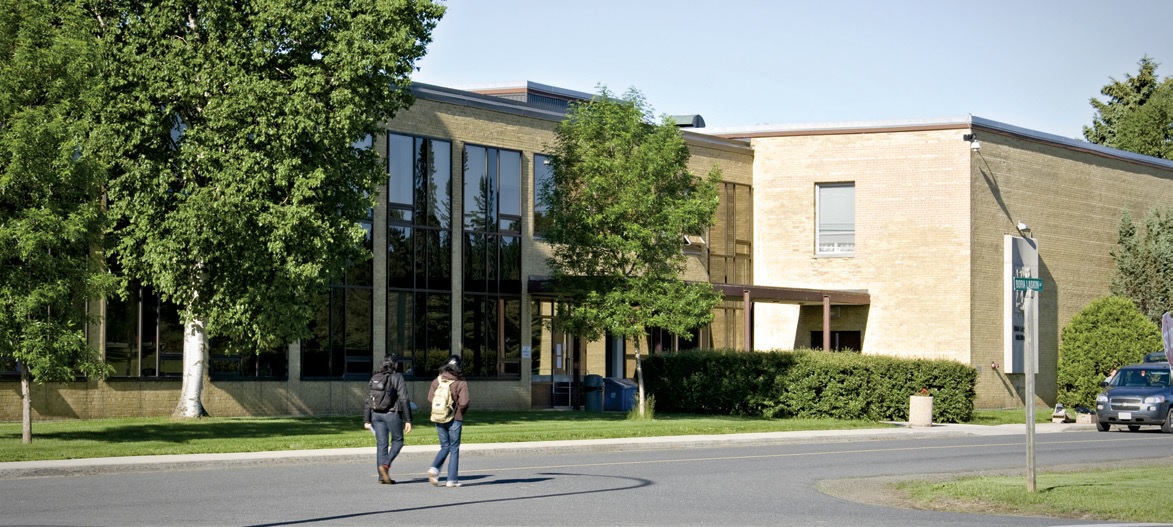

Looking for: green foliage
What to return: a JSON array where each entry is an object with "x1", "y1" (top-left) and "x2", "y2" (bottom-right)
[
  {"x1": 91, "y1": 0, "x2": 445, "y2": 350},
  {"x1": 1110, "y1": 208, "x2": 1173, "y2": 323},
  {"x1": 539, "y1": 86, "x2": 723, "y2": 342},
  {"x1": 1084, "y1": 56, "x2": 1173, "y2": 160},
  {"x1": 642, "y1": 349, "x2": 976, "y2": 423},
  {"x1": 0, "y1": 0, "x2": 113, "y2": 383},
  {"x1": 1057, "y1": 296, "x2": 1161, "y2": 408}
]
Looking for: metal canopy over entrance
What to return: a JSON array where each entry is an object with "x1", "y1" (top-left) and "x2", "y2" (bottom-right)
[{"x1": 528, "y1": 277, "x2": 870, "y2": 351}]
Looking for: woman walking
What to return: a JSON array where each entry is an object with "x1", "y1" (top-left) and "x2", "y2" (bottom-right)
[
  {"x1": 427, "y1": 355, "x2": 470, "y2": 487},
  {"x1": 363, "y1": 354, "x2": 412, "y2": 484}
]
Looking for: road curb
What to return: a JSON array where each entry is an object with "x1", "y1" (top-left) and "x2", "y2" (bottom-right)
[{"x1": 0, "y1": 422, "x2": 1093, "y2": 479}]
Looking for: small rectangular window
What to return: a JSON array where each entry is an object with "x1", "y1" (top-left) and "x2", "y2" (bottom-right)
[{"x1": 817, "y1": 183, "x2": 855, "y2": 255}]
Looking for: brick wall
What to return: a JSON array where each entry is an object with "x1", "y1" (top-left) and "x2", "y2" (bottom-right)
[
  {"x1": 969, "y1": 130, "x2": 1173, "y2": 407},
  {"x1": 750, "y1": 129, "x2": 973, "y2": 363},
  {"x1": 0, "y1": 377, "x2": 528, "y2": 421},
  {"x1": 747, "y1": 125, "x2": 1173, "y2": 409}
]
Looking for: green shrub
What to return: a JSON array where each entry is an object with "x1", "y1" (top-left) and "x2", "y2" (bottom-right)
[
  {"x1": 642, "y1": 349, "x2": 975, "y2": 423},
  {"x1": 1057, "y1": 296, "x2": 1161, "y2": 408}
]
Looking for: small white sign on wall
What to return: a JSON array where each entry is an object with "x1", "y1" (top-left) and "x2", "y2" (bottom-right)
[{"x1": 521, "y1": 345, "x2": 531, "y2": 359}]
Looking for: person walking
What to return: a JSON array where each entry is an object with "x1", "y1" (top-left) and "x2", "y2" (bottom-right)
[
  {"x1": 427, "y1": 355, "x2": 470, "y2": 488},
  {"x1": 363, "y1": 354, "x2": 412, "y2": 484}
]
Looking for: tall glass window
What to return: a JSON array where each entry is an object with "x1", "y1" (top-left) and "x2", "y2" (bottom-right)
[
  {"x1": 384, "y1": 133, "x2": 453, "y2": 377},
  {"x1": 462, "y1": 145, "x2": 522, "y2": 377},
  {"x1": 816, "y1": 183, "x2": 855, "y2": 255},
  {"x1": 301, "y1": 140, "x2": 380, "y2": 380},
  {"x1": 533, "y1": 154, "x2": 553, "y2": 237}
]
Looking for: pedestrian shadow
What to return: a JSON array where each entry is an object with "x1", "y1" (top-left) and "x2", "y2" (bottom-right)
[
  {"x1": 246, "y1": 472, "x2": 651, "y2": 527},
  {"x1": 387, "y1": 474, "x2": 538, "y2": 486}
]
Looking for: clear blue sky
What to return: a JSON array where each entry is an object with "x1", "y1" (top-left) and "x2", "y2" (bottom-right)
[{"x1": 411, "y1": 0, "x2": 1173, "y2": 140}]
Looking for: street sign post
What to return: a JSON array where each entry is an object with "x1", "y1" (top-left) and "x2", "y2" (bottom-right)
[{"x1": 1013, "y1": 275, "x2": 1042, "y2": 492}]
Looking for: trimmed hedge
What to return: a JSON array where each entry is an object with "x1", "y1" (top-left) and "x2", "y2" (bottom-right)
[{"x1": 641, "y1": 349, "x2": 976, "y2": 423}]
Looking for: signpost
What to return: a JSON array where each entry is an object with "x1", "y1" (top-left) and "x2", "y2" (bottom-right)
[{"x1": 1013, "y1": 276, "x2": 1043, "y2": 492}]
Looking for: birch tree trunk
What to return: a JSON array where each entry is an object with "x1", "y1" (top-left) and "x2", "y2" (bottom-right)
[
  {"x1": 173, "y1": 314, "x2": 209, "y2": 418},
  {"x1": 21, "y1": 366, "x2": 32, "y2": 444},
  {"x1": 634, "y1": 337, "x2": 646, "y2": 417}
]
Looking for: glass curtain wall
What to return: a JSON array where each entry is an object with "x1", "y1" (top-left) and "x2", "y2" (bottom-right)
[
  {"x1": 463, "y1": 145, "x2": 522, "y2": 378},
  {"x1": 301, "y1": 209, "x2": 374, "y2": 379},
  {"x1": 104, "y1": 285, "x2": 287, "y2": 379},
  {"x1": 386, "y1": 133, "x2": 453, "y2": 377}
]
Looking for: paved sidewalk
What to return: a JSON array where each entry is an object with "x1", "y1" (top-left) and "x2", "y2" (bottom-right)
[{"x1": 0, "y1": 421, "x2": 1096, "y2": 479}]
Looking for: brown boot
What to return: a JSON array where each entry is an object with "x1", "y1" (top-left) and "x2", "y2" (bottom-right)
[{"x1": 378, "y1": 464, "x2": 392, "y2": 484}]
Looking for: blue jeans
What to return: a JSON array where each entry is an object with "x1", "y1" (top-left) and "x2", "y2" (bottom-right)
[
  {"x1": 371, "y1": 411, "x2": 404, "y2": 470},
  {"x1": 431, "y1": 419, "x2": 462, "y2": 483}
]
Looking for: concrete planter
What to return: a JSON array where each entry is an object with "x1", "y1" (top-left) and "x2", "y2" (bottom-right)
[{"x1": 909, "y1": 395, "x2": 933, "y2": 427}]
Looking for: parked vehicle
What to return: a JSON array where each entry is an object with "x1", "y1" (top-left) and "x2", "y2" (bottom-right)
[
  {"x1": 1144, "y1": 351, "x2": 1167, "y2": 362},
  {"x1": 1095, "y1": 362, "x2": 1173, "y2": 433}
]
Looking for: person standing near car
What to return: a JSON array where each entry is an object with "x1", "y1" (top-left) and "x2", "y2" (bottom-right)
[
  {"x1": 363, "y1": 354, "x2": 412, "y2": 484},
  {"x1": 426, "y1": 355, "x2": 470, "y2": 487}
]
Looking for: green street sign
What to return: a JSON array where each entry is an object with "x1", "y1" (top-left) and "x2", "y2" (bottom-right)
[{"x1": 1014, "y1": 277, "x2": 1044, "y2": 291}]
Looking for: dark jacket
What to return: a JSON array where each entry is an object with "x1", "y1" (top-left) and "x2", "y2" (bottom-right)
[
  {"x1": 363, "y1": 370, "x2": 412, "y2": 425},
  {"x1": 427, "y1": 371, "x2": 470, "y2": 421}
]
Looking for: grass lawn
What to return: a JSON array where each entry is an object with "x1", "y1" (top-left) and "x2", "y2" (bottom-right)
[
  {"x1": 896, "y1": 462, "x2": 1173, "y2": 523},
  {"x1": 0, "y1": 411, "x2": 884, "y2": 463}
]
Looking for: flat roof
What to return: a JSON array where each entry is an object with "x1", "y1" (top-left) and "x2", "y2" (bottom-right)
[
  {"x1": 697, "y1": 115, "x2": 1173, "y2": 171},
  {"x1": 408, "y1": 82, "x2": 752, "y2": 155}
]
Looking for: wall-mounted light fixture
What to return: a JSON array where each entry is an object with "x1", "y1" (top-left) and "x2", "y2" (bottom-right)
[
  {"x1": 963, "y1": 133, "x2": 981, "y2": 151},
  {"x1": 1017, "y1": 221, "x2": 1032, "y2": 237}
]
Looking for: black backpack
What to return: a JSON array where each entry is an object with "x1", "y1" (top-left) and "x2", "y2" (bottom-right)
[{"x1": 368, "y1": 371, "x2": 398, "y2": 412}]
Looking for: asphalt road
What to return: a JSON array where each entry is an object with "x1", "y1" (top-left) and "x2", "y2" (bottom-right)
[{"x1": 1, "y1": 424, "x2": 1171, "y2": 526}]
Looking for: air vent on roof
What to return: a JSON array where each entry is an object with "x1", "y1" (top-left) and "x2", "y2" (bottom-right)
[{"x1": 670, "y1": 114, "x2": 705, "y2": 128}]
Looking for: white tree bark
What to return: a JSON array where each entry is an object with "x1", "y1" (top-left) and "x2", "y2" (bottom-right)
[
  {"x1": 634, "y1": 337, "x2": 646, "y2": 417},
  {"x1": 174, "y1": 314, "x2": 208, "y2": 418},
  {"x1": 21, "y1": 366, "x2": 32, "y2": 444}
]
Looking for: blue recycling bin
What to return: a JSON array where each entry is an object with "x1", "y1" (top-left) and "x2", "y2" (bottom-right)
[{"x1": 603, "y1": 378, "x2": 638, "y2": 412}]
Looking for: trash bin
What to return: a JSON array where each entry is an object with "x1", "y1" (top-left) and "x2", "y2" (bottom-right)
[
  {"x1": 583, "y1": 374, "x2": 604, "y2": 412},
  {"x1": 603, "y1": 378, "x2": 638, "y2": 412}
]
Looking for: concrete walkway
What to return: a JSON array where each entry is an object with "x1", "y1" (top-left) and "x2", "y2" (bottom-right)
[{"x1": 0, "y1": 421, "x2": 1096, "y2": 479}]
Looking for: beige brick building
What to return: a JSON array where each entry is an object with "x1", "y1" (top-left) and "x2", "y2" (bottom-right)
[
  {"x1": 704, "y1": 117, "x2": 1173, "y2": 408},
  {"x1": 4, "y1": 85, "x2": 1172, "y2": 420}
]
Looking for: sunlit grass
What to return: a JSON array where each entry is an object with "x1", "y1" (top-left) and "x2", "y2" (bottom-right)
[
  {"x1": 0, "y1": 411, "x2": 887, "y2": 462},
  {"x1": 898, "y1": 463, "x2": 1173, "y2": 523}
]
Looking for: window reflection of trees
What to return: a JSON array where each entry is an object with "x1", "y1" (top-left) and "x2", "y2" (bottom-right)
[
  {"x1": 385, "y1": 134, "x2": 453, "y2": 377},
  {"x1": 461, "y1": 145, "x2": 522, "y2": 377}
]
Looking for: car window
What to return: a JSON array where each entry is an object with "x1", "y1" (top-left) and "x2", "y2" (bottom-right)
[
  {"x1": 1122, "y1": 370, "x2": 1148, "y2": 387},
  {"x1": 1148, "y1": 371, "x2": 1169, "y2": 387}
]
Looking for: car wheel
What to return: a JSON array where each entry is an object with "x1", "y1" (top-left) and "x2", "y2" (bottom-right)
[
  {"x1": 1097, "y1": 421, "x2": 1110, "y2": 432},
  {"x1": 1127, "y1": 425, "x2": 1141, "y2": 432},
  {"x1": 1162, "y1": 409, "x2": 1173, "y2": 434}
]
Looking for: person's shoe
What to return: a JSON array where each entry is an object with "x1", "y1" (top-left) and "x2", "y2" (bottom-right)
[
  {"x1": 378, "y1": 465, "x2": 392, "y2": 484},
  {"x1": 427, "y1": 467, "x2": 439, "y2": 487},
  {"x1": 446, "y1": 481, "x2": 461, "y2": 488}
]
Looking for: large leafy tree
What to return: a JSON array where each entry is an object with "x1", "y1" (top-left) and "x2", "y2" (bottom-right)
[
  {"x1": 1057, "y1": 296, "x2": 1160, "y2": 408},
  {"x1": 1110, "y1": 208, "x2": 1173, "y2": 324},
  {"x1": 540, "y1": 86, "x2": 723, "y2": 416},
  {"x1": 0, "y1": 0, "x2": 114, "y2": 442},
  {"x1": 1084, "y1": 56, "x2": 1173, "y2": 160},
  {"x1": 90, "y1": 0, "x2": 444, "y2": 417}
]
